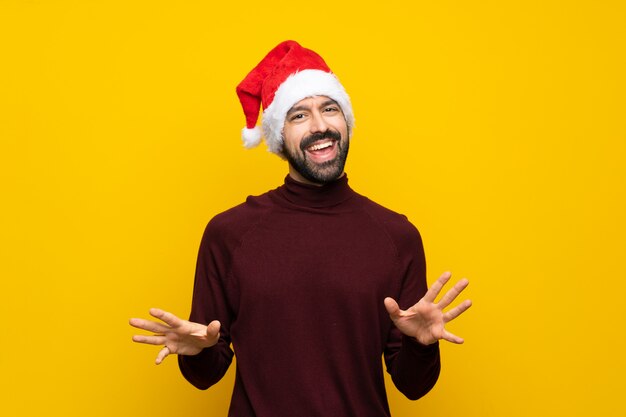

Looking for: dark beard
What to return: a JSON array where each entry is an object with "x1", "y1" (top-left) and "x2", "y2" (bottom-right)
[{"x1": 283, "y1": 130, "x2": 350, "y2": 185}]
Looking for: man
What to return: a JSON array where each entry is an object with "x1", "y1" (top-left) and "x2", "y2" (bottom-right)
[{"x1": 130, "y1": 40, "x2": 471, "y2": 417}]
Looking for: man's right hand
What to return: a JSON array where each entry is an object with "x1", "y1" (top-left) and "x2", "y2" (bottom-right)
[{"x1": 129, "y1": 308, "x2": 220, "y2": 364}]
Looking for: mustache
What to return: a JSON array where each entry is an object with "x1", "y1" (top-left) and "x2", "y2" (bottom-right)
[{"x1": 299, "y1": 130, "x2": 342, "y2": 151}]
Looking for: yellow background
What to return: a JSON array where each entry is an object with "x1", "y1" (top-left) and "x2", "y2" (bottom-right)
[{"x1": 1, "y1": 1, "x2": 625, "y2": 416}]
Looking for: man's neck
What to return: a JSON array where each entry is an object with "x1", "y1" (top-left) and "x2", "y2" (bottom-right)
[{"x1": 287, "y1": 167, "x2": 345, "y2": 187}]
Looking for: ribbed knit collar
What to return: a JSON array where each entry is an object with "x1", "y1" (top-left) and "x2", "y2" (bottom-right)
[{"x1": 275, "y1": 174, "x2": 355, "y2": 208}]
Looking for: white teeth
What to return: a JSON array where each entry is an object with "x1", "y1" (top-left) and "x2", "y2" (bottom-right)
[{"x1": 308, "y1": 141, "x2": 333, "y2": 151}]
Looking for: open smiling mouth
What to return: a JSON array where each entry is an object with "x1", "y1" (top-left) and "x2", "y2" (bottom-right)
[{"x1": 305, "y1": 139, "x2": 338, "y2": 161}]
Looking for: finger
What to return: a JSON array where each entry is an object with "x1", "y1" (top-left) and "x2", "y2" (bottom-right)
[
  {"x1": 129, "y1": 317, "x2": 170, "y2": 333},
  {"x1": 149, "y1": 308, "x2": 183, "y2": 328},
  {"x1": 205, "y1": 320, "x2": 221, "y2": 339},
  {"x1": 437, "y1": 278, "x2": 470, "y2": 309},
  {"x1": 423, "y1": 271, "x2": 452, "y2": 303},
  {"x1": 384, "y1": 297, "x2": 402, "y2": 319},
  {"x1": 442, "y1": 329, "x2": 465, "y2": 344},
  {"x1": 155, "y1": 346, "x2": 170, "y2": 365},
  {"x1": 132, "y1": 334, "x2": 167, "y2": 345},
  {"x1": 443, "y1": 299, "x2": 472, "y2": 322}
]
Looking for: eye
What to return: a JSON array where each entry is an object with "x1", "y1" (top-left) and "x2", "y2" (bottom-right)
[{"x1": 290, "y1": 113, "x2": 306, "y2": 122}]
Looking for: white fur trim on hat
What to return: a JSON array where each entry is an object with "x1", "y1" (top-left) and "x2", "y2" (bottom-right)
[
  {"x1": 261, "y1": 69, "x2": 354, "y2": 155},
  {"x1": 242, "y1": 125, "x2": 263, "y2": 148}
]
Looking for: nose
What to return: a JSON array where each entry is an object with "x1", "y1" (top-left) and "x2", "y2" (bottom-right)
[{"x1": 308, "y1": 110, "x2": 328, "y2": 133}]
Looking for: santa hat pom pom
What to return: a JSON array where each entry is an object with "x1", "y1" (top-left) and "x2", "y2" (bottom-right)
[{"x1": 241, "y1": 126, "x2": 263, "y2": 149}]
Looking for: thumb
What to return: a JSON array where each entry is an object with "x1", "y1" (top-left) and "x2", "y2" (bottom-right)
[
  {"x1": 384, "y1": 297, "x2": 401, "y2": 319},
  {"x1": 206, "y1": 320, "x2": 221, "y2": 339}
]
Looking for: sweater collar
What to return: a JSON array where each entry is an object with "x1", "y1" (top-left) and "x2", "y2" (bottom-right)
[{"x1": 275, "y1": 174, "x2": 354, "y2": 208}]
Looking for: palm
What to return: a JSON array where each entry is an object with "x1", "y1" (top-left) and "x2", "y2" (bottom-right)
[
  {"x1": 130, "y1": 308, "x2": 220, "y2": 364},
  {"x1": 161, "y1": 319, "x2": 213, "y2": 355},
  {"x1": 385, "y1": 272, "x2": 471, "y2": 345}
]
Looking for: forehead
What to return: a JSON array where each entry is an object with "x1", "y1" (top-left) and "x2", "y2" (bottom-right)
[{"x1": 288, "y1": 95, "x2": 338, "y2": 112}]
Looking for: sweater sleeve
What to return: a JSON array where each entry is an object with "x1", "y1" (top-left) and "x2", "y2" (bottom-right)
[
  {"x1": 178, "y1": 217, "x2": 236, "y2": 390},
  {"x1": 383, "y1": 219, "x2": 441, "y2": 400}
]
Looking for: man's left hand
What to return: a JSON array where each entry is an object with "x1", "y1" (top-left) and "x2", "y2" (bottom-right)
[{"x1": 384, "y1": 271, "x2": 472, "y2": 345}]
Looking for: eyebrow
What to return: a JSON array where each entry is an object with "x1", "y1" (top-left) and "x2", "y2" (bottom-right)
[{"x1": 286, "y1": 99, "x2": 340, "y2": 117}]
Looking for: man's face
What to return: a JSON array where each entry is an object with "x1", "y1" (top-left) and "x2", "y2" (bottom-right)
[{"x1": 281, "y1": 96, "x2": 350, "y2": 185}]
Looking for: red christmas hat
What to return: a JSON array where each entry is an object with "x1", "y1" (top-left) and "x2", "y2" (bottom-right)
[{"x1": 236, "y1": 40, "x2": 354, "y2": 154}]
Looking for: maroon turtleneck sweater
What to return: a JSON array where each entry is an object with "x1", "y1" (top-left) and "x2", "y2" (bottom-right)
[{"x1": 178, "y1": 175, "x2": 440, "y2": 417}]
